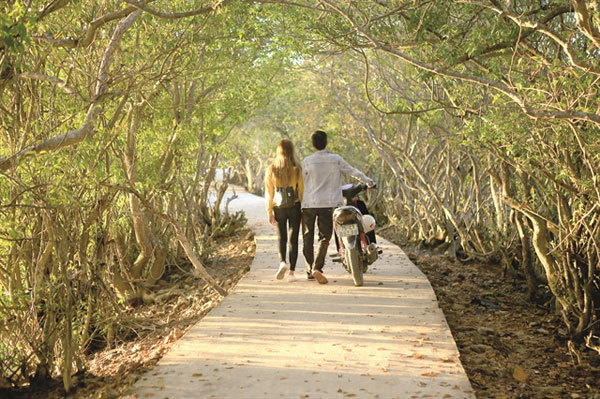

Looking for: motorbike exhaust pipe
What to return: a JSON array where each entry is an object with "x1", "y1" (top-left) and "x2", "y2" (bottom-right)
[{"x1": 366, "y1": 243, "x2": 378, "y2": 264}]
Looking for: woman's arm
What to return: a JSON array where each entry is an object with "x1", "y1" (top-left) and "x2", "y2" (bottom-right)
[
  {"x1": 297, "y1": 167, "x2": 304, "y2": 202},
  {"x1": 265, "y1": 167, "x2": 275, "y2": 217}
]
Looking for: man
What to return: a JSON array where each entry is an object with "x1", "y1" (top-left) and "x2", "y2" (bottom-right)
[{"x1": 301, "y1": 130, "x2": 375, "y2": 284}]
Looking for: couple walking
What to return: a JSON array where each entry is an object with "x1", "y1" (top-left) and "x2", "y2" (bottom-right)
[{"x1": 265, "y1": 130, "x2": 375, "y2": 284}]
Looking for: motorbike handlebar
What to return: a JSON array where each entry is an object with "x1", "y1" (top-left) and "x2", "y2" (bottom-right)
[
  {"x1": 342, "y1": 183, "x2": 375, "y2": 200},
  {"x1": 358, "y1": 183, "x2": 377, "y2": 190}
]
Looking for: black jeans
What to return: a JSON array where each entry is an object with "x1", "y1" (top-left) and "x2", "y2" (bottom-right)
[
  {"x1": 302, "y1": 207, "x2": 334, "y2": 274},
  {"x1": 274, "y1": 203, "x2": 302, "y2": 271}
]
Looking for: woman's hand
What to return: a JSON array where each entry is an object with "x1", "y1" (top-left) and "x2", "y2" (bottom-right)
[{"x1": 269, "y1": 214, "x2": 276, "y2": 226}]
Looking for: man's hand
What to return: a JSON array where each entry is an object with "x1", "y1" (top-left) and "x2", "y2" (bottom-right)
[
  {"x1": 269, "y1": 214, "x2": 276, "y2": 226},
  {"x1": 367, "y1": 180, "x2": 377, "y2": 189}
]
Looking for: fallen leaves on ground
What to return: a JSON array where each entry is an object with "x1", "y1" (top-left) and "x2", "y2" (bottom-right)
[
  {"x1": 382, "y1": 228, "x2": 600, "y2": 399},
  {"x1": 512, "y1": 365, "x2": 528, "y2": 383},
  {"x1": 10, "y1": 229, "x2": 255, "y2": 399}
]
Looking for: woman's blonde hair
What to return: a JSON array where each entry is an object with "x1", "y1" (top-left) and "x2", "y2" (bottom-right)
[{"x1": 269, "y1": 139, "x2": 301, "y2": 185}]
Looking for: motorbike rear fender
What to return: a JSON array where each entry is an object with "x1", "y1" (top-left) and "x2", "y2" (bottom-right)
[{"x1": 333, "y1": 206, "x2": 363, "y2": 227}]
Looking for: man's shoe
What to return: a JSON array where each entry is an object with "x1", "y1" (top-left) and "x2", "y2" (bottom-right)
[
  {"x1": 306, "y1": 272, "x2": 315, "y2": 280},
  {"x1": 275, "y1": 262, "x2": 287, "y2": 280},
  {"x1": 287, "y1": 274, "x2": 297, "y2": 283},
  {"x1": 312, "y1": 270, "x2": 328, "y2": 284}
]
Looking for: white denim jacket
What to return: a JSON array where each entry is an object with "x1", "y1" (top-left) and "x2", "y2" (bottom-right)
[{"x1": 301, "y1": 150, "x2": 374, "y2": 209}]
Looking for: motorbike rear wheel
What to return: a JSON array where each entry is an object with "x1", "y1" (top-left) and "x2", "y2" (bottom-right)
[{"x1": 346, "y1": 247, "x2": 363, "y2": 286}]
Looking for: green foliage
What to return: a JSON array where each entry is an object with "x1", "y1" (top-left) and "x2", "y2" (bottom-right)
[
  {"x1": 0, "y1": 2, "x2": 31, "y2": 57},
  {"x1": 2, "y1": 0, "x2": 600, "y2": 391}
]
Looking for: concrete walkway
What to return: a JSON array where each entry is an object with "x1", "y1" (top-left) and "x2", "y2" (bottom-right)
[{"x1": 132, "y1": 190, "x2": 475, "y2": 399}]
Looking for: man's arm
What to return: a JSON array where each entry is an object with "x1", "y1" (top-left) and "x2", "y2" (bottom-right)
[{"x1": 339, "y1": 156, "x2": 375, "y2": 186}]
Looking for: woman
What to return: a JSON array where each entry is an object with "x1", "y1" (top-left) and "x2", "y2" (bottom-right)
[{"x1": 265, "y1": 139, "x2": 304, "y2": 282}]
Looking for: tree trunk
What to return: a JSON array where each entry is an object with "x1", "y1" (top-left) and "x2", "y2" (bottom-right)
[
  {"x1": 515, "y1": 211, "x2": 537, "y2": 299},
  {"x1": 124, "y1": 105, "x2": 153, "y2": 301}
]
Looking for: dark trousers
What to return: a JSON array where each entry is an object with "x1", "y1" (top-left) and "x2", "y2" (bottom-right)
[
  {"x1": 302, "y1": 207, "x2": 334, "y2": 273},
  {"x1": 274, "y1": 203, "x2": 302, "y2": 271}
]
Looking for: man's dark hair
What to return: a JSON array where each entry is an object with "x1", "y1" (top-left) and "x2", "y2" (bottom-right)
[{"x1": 312, "y1": 130, "x2": 328, "y2": 150}]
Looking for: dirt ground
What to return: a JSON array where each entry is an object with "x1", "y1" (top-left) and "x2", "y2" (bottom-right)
[
  {"x1": 380, "y1": 229, "x2": 600, "y2": 399},
  {"x1": 4, "y1": 228, "x2": 256, "y2": 399}
]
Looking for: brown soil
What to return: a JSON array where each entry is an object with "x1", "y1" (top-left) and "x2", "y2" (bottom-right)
[
  {"x1": 381, "y1": 229, "x2": 600, "y2": 399},
  {"x1": 5, "y1": 228, "x2": 255, "y2": 399}
]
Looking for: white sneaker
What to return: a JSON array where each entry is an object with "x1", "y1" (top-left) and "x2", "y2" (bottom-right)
[
  {"x1": 287, "y1": 274, "x2": 297, "y2": 283},
  {"x1": 275, "y1": 262, "x2": 287, "y2": 280}
]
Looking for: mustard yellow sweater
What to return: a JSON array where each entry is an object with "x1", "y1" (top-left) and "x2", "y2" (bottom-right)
[{"x1": 265, "y1": 166, "x2": 304, "y2": 216}]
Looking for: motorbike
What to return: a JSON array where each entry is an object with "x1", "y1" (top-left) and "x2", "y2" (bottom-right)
[{"x1": 333, "y1": 183, "x2": 378, "y2": 286}]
